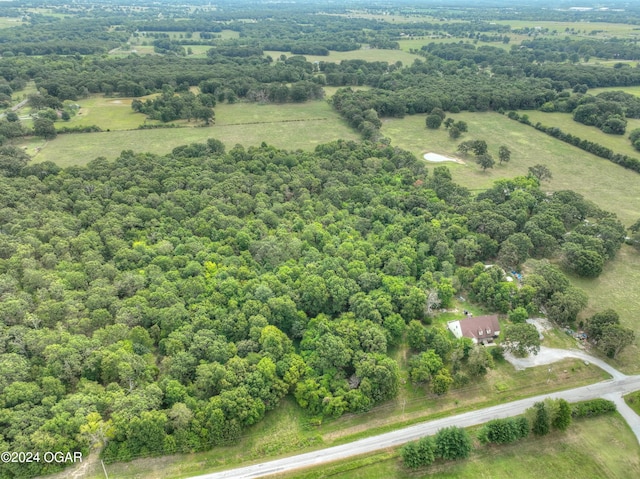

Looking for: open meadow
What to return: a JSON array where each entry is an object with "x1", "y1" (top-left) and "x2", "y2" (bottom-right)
[
  {"x1": 517, "y1": 109, "x2": 640, "y2": 159},
  {"x1": 264, "y1": 48, "x2": 422, "y2": 65},
  {"x1": 492, "y1": 20, "x2": 640, "y2": 39},
  {"x1": 23, "y1": 100, "x2": 358, "y2": 166},
  {"x1": 381, "y1": 111, "x2": 640, "y2": 225}
]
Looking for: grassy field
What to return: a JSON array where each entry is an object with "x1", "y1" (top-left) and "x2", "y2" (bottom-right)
[
  {"x1": 0, "y1": 17, "x2": 23, "y2": 28},
  {"x1": 517, "y1": 110, "x2": 640, "y2": 159},
  {"x1": 493, "y1": 20, "x2": 640, "y2": 39},
  {"x1": 264, "y1": 48, "x2": 422, "y2": 65},
  {"x1": 380, "y1": 111, "x2": 640, "y2": 226},
  {"x1": 275, "y1": 413, "x2": 640, "y2": 479},
  {"x1": 571, "y1": 245, "x2": 640, "y2": 374},
  {"x1": 60, "y1": 96, "x2": 156, "y2": 131},
  {"x1": 81, "y1": 358, "x2": 606, "y2": 479},
  {"x1": 23, "y1": 100, "x2": 358, "y2": 166},
  {"x1": 625, "y1": 391, "x2": 640, "y2": 416},
  {"x1": 397, "y1": 37, "x2": 516, "y2": 53},
  {"x1": 590, "y1": 85, "x2": 640, "y2": 97}
]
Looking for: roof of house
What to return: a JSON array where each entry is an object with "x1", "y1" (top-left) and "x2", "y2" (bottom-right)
[{"x1": 458, "y1": 315, "x2": 500, "y2": 340}]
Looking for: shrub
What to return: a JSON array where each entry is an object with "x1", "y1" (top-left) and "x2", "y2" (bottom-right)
[{"x1": 571, "y1": 399, "x2": 616, "y2": 418}]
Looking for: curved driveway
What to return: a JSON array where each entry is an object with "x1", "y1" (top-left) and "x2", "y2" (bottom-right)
[{"x1": 189, "y1": 348, "x2": 640, "y2": 479}]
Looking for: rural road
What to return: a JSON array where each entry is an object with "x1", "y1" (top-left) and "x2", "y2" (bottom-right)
[{"x1": 189, "y1": 349, "x2": 640, "y2": 479}]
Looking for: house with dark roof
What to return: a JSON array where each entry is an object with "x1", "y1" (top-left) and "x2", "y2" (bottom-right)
[{"x1": 447, "y1": 315, "x2": 500, "y2": 344}]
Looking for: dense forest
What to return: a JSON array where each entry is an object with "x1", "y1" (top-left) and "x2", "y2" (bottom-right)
[
  {"x1": 0, "y1": 1, "x2": 640, "y2": 477},
  {"x1": 0, "y1": 136, "x2": 629, "y2": 476}
]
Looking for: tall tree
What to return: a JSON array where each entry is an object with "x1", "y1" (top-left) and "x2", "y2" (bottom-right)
[
  {"x1": 498, "y1": 145, "x2": 511, "y2": 164},
  {"x1": 503, "y1": 323, "x2": 541, "y2": 357},
  {"x1": 434, "y1": 426, "x2": 472, "y2": 460},
  {"x1": 528, "y1": 164, "x2": 552, "y2": 182}
]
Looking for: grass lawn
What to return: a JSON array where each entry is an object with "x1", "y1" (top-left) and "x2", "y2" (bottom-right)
[
  {"x1": 276, "y1": 413, "x2": 640, "y2": 479},
  {"x1": 264, "y1": 48, "x2": 422, "y2": 65},
  {"x1": 380, "y1": 111, "x2": 640, "y2": 226},
  {"x1": 625, "y1": 391, "x2": 640, "y2": 416},
  {"x1": 23, "y1": 100, "x2": 358, "y2": 166}
]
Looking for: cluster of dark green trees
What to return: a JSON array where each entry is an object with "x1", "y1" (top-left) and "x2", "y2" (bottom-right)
[
  {"x1": 585, "y1": 310, "x2": 636, "y2": 359},
  {"x1": 131, "y1": 88, "x2": 215, "y2": 124},
  {"x1": 402, "y1": 397, "x2": 615, "y2": 470},
  {"x1": 401, "y1": 426, "x2": 472, "y2": 469}
]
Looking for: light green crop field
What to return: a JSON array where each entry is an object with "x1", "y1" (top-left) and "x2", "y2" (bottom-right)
[
  {"x1": 24, "y1": 100, "x2": 358, "y2": 166},
  {"x1": 380, "y1": 111, "x2": 640, "y2": 226},
  {"x1": 275, "y1": 413, "x2": 640, "y2": 479},
  {"x1": 264, "y1": 48, "x2": 422, "y2": 65}
]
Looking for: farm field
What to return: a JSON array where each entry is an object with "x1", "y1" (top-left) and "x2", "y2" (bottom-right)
[
  {"x1": 60, "y1": 95, "x2": 157, "y2": 131},
  {"x1": 274, "y1": 413, "x2": 640, "y2": 479},
  {"x1": 518, "y1": 109, "x2": 640, "y2": 159},
  {"x1": 264, "y1": 48, "x2": 422, "y2": 65},
  {"x1": 24, "y1": 100, "x2": 359, "y2": 166},
  {"x1": 590, "y1": 85, "x2": 640, "y2": 97},
  {"x1": 380, "y1": 111, "x2": 640, "y2": 225},
  {"x1": 492, "y1": 20, "x2": 640, "y2": 39},
  {"x1": 0, "y1": 16, "x2": 23, "y2": 28}
]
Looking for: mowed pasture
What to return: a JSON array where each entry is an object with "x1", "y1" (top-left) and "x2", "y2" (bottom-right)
[
  {"x1": 25, "y1": 100, "x2": 358, "y2": 166},
  {"x1": 275, "y1": 414, "x2": 640, "y2": 479},
  {"x1": 493, "y1": 19, "x2": 640, "y2": 39},
  {"x1": 0, "y1": 17, "x2": 24, "y2": 28},
  {"x1": 381, "y1": 111, "x2": 640, "y2": 226},
  {"x1": 264, "y1": 48, "x2": 422, "y2": 65},
  {"x1": 61, "y1": 95, "x2": 158, "y2": 130},
  {"x1": 519, "y1": 109, "x2": 640, "y2": 159},
  {"x1": 590, "y1": 85, "x2": 640, "y2": 97}
]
